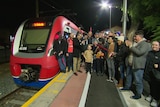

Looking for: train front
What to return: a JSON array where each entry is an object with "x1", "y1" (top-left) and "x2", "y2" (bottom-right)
[{"x1": 10, "y1": 17, "x2": 59, "y2": 89}]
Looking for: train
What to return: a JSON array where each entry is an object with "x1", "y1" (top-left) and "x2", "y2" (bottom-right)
[{"x1": 10, "y1": 16, "x2": 82, "y2": 89}]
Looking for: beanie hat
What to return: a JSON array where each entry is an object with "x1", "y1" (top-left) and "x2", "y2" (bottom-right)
[
  {"x1": 117, "y1": 36, "x2": 124, "y2": 42},
  {"x1": 116, "y1": 31, "x2": 121, "y2": 36}
]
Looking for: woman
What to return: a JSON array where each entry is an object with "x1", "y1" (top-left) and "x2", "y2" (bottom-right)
[
  {"x1": 115, "y1": 35, "x2": 129, "y2": 88},
  {"x1": 144, "y1": 41, "x2": 160, "y2": 107}
]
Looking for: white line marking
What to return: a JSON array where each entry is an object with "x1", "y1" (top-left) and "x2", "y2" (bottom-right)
[{"x1": 78, "y1": 72, "x2": 91, "y2": 107}]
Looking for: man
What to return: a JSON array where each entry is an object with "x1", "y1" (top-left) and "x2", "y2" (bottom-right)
[
  {"x1": 66, "y1": 33, "x2": 74, "y2": 72},
  {"x1": 125, "y1": 30, "x2": 151, "y2": 99},
  {"x1": 73, "y1": 32, "x2": 83, "y2": 75},
  {"x1": 106, "y1": 36, "x2": 116, "y2": 82},
  {"x1": 53, "y1": 32, "x2": 68, "y2": 73},
  {"x1": 87, "y1": 31, "x2": 93, "y2": 44}
]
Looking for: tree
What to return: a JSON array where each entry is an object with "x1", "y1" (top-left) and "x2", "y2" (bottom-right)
[
  {"x1": 143, "y1": 0, "x2": 160, "y2": 41},
  {"x1": 127, "y1": 0, "x2": 160, "y2": 41}
]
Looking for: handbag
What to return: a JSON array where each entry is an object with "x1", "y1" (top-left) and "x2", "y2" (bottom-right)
[{"x1": 152, "y1": 69, "x2": 160, "y2": 81}]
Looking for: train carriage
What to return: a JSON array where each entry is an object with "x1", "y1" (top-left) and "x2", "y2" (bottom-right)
[{"x1": 10, "y1": 16, "x2": 81, "y2": 88}]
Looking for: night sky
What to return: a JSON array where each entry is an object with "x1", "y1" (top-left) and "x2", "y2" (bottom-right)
[{"x1": 0, "y1": 0, "x2": 123, "y2": 34}]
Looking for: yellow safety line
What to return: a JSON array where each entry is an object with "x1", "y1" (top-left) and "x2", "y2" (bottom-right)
[
  {"x1": 54, "y1": 80, "x2": 66, "y2": 82},
  {"x1": 22, "y1": 72, "x2": 72, "y2": 107}
]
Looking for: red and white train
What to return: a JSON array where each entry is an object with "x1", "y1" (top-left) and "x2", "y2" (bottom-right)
[{"x1": 10, "y1": 16, "x2": 82, "y2": 88}]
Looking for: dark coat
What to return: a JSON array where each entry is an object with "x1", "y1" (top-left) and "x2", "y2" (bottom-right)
[
  {"x1": 53, "y1": 39, "x2": 68, "y2": 58},
  {"x1": 73, "y1": 38, "x2": 82, "y2": 58},
  {"x1": 144, "y1": 50, "x2": 160, "y2": 82},
  {"x1": 115, "y1": 43, "x2": 129, "y2": 65}
]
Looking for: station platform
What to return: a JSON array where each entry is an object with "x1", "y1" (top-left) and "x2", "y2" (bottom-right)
[
  {"x1": 0, "y1": 62, "x2": 151, "y2": 107},
  {"x1": 22, "y1": 67, "x2": 88, "y2": 107},
  {"x1": 21, "y1": 65, "x2": 151, "y2": 107}
]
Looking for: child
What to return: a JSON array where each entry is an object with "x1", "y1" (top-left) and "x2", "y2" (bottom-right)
[
  {"x1": 95, "y1": 48, "x2": 105, "y2": 76},
  {"x1": 83, "y1": 44, "x2": 93, "y2": 74}
]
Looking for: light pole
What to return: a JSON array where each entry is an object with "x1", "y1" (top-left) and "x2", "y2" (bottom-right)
[
  {"x1": 122, "y1": 0, "x2": 127, "y2": 37},
  {"x1": 109, "y1": 5, "x2": 112, "y2": 30}
]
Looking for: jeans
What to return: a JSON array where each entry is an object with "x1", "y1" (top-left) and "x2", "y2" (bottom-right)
[
  {"x1": 124, "y1": 65, "x2": 132, "y2": 89},
  {"x1": 133, "y1": 69, "x2": 144, "y2": 96},
  {"x1": 119, "y1": 64, "x2": 125, "y2": 79},
  {"x1": 67, "y1": 53, "x2": 73, "y2": 71},
  {"x1": 58, "y1": 55, "x2": 66, "y2": 71},
  {"x1": 92, "y1": 59, "x2": 97, "y2": 72},
  {"x1": 85, "y1": 62, "x2": 92, "y2": 73},
  {"x1": 96, "y1": 58, "x2": 104, "y2": 74},
  {"x1": 107, "y1": 58, "x2": 115, "y2": 78}
]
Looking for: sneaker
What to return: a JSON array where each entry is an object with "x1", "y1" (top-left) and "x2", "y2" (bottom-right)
[
  {"x1": 117, "y1": 86, "x2": 123, "y2": 89},
  {"x1": 74, "y1": 72, "x2": 78, "y2": 76},
  {"x1": 121, "y1": 87, "x2": 130, "y2": 91},
  {"x1": 97, "y1": 73, "x2": 100, "y2": 76},
  {"x1": 113, "y1": 79, "x2": 118, "y2": 84},
  {"x1": 116, "y1": 83, "x2": 123, "y2": 88},
  {"x1": 101, "y1": 73, "x2": 104, "y2": 76},
  {"x1": 106, "y1": 79, "x2": 113, "y2": 82},
  {"x1": 151, "y1": 99, "x2": 158, "y2": 107},
  {"x1": 110, "y1": 80, "x2": 113, "y2": 82},
  {"x1": 61, "y1": 70, "x2": 66, "y2": 73},
  {"x1": 130, "y1": 95, "x2": 141, "y2": 99},
  {"x1": 67, "y1": 67, "x2": 70, "y2": 72},
  {"x1": 145, "y1": 95, "x2": 152, "y2": 102},
  {"x1": 78, "y1": 70, "x2": 82, "y2": 73}
]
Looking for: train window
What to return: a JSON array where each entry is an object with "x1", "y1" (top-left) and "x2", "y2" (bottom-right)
[
  {"x1": 63, "y1": 25, "x2": 78, "y2": 39},
  {"x1": 64, "y1": 26, "x2": 71, "y2": 33},
  {"x1": 19, "y1": 28, "x2": 50, "y2": 53},
  {"x1": 63, "y1": 26, "x2": 71, "y2": 40}
]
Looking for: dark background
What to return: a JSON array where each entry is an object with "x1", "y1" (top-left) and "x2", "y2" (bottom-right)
[{"x1": 0, "y1": 0, "x2": 123, "y2": 34}]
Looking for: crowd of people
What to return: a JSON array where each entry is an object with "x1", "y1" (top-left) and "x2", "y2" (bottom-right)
[{"x1": 53, "y1": 30, "x2": 160, "y2": 107}]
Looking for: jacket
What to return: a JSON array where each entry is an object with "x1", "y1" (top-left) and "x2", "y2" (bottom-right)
[
  {"x1": 73, "y1": 38, "x2": 82, "y2": 58},
  {"x1": 130, "y1": 40, "x2": 151, "y2": 69},
  {"x1": 144, "y1": 50, "x2": 160, "y2": 81}
]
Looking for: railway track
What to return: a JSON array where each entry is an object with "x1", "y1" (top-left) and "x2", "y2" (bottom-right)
[{"x1": 0, "y1": 87, "x2": 39, "y2": 107}]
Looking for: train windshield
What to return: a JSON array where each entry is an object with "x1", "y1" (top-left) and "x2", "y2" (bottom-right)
[
  {"x1": 19, "y1": 20, "x2": 53, "y2": 53},
  {"x1": 19, "y1": 28, "x2": 50, "y2": 53}
]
